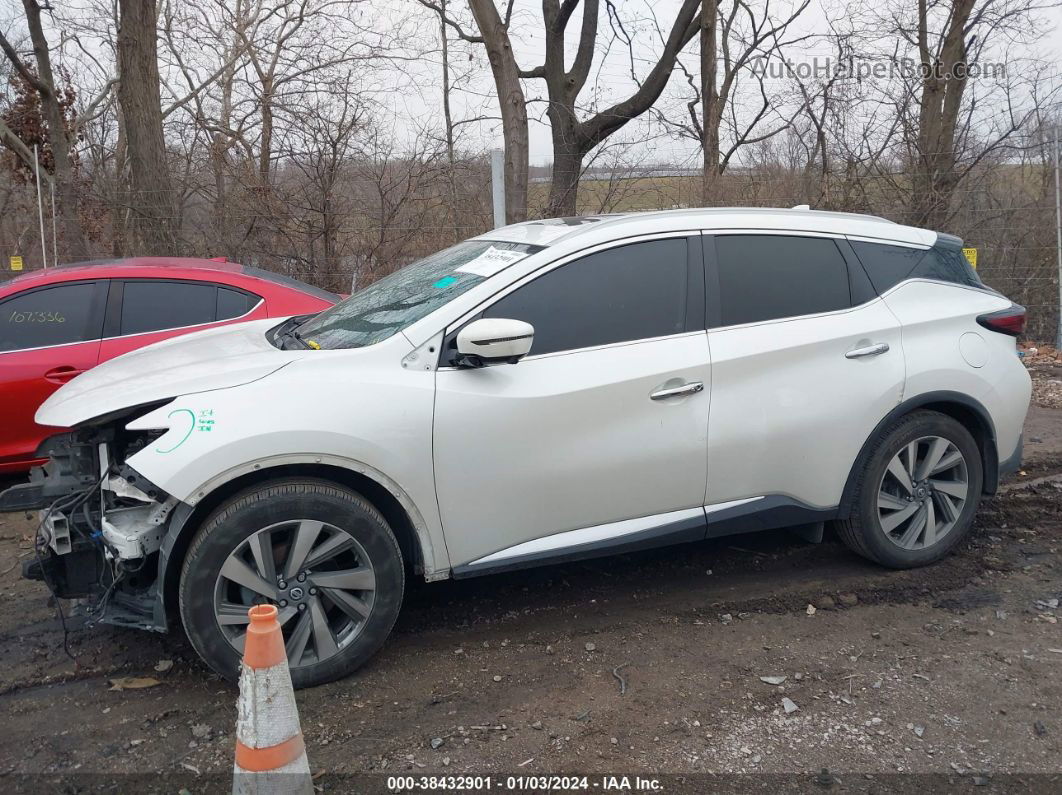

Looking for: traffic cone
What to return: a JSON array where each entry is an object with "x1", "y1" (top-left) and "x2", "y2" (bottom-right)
[{"x1": 233, "y1": 604, "x2": 313, "y2": 795}]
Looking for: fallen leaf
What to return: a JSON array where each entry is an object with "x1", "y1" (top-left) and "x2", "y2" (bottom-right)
[
  {"x1": 154, "y1": 659, "x2": 174, "y2": 673},
  {"x1": 108, "y1": 677, "x2": 162, "y2": 691}
]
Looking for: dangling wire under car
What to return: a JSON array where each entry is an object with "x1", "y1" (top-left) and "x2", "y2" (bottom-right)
[{"x1": 31, "y1": 469, "x2": 112, "y2": 665}]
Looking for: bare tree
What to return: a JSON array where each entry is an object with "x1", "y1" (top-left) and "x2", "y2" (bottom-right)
[
  {"x1": 117, "y1": 0, "x2": 179, "y2": 253},
  {"x1": 429, "y1": 0, "x2": 529, "y2": 223},
  {"x1": 664, "y1": 0, "x2": 811, "y2": 203},
  {"x1": 0, "y1": 1, "x2": 90, "y2": 259},
  {"x1": 909, "y1": 0, "x2": 975, "y2": 228},
  {"x1": 529, "y1": 0, "x2": 702, "y2": 216}
]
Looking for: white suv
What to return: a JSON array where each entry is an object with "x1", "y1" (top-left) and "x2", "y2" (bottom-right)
[{"x1": 1, "y1": 208, "x2": 1031, "y2": 687}]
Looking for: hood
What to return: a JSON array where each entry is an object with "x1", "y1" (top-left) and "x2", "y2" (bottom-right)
[{"x1": 37, "y1": 318, "x2": 303, "y2": 428}]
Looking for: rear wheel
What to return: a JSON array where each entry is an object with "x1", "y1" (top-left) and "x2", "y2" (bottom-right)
[
  {"x1": 178, "y1": 479, "x2": 404, "y2": 688},
  {"x1": 837, "y1": 411, "x2": 983, "y2": 568}
]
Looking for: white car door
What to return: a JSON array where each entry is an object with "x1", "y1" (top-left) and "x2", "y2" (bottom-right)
[
  {"x1": 702, "y1": 232, "x2": 905, "y2": 522},
  {"x1": 433, "y1": 235, "x2": 711, "y2": 573}
]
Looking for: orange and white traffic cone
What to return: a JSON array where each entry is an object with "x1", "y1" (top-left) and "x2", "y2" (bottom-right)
[{"x1": 233, "y1": 604, "x2": 313, "y2": 795}]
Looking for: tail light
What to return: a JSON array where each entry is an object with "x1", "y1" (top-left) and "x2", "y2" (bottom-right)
[{"x1": 977, "y1": 304, "x2": 1026, "y2": 337}]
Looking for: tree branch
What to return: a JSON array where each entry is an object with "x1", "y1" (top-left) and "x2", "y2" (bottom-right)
[
  {"x1": 0, "y1": 115, "x2": 51, "y2": 184},
  {"x1": 415, "y1": 0, "x2": 484, "y2": 43},
  {"x1": 0, "y1": 29, "x2": 46, "y2": 95}
]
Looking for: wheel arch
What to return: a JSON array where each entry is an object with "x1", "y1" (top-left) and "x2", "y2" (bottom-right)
[
  {"x1": 838, "y1": 390, "x2": 999, "y2": 519},
  {"x1": 152, "y1": 457, "x2": 444, "y2": 631}
]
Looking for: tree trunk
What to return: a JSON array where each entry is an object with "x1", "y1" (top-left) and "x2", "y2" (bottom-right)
[
  {"x1": 535, "y1": 0, "x2": 699, "y2": 217},
  {"x1": 546, "y1": 136, "x2": 583, "y2": 217},
  {"x1": 118, "y1": 0, "x2": 178, "y2": 254},
  {"x1": 259, "y1": 74, "x2": 274, "y2": 186},
  {"x1": 700, "y1": 0, "x2": 720, "y2": 205},
  {"x1": 468, "y1": 0, "x2": 528, "y2": 223},
  {"x1": 910, "y1": 0, "x2": 974, "y2": 230},
  {"x1": 439, "y1": 0, "x2": 460, "y2": 241},
  {"x1": 211, "y1": 11, "x2": 241, "y2": 253},
  {"x1": 21, "y1": 0, "x2": 89, "y2": 261},
  {"x1": 111, "y1": 108, "x2": 128, "y2": 257}
]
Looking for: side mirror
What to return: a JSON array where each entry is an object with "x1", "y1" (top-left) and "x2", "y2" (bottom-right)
[{"x1": 455, "y1": 318, "x2": 534, "y2": 367}]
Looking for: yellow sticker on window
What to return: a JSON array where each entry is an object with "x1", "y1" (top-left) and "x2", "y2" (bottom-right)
[
  {"x1": 9, "y1": 256, "x2": 22, "y2": 271},
  {"x1": 962, "y1": 248, "x2": 977, "y2": 269}
]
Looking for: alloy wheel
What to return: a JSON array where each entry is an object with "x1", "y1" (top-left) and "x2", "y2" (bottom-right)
[
  {"x1": 213, "y1": 519, "x2": 376, "y2": 667},
  {"x1": 876, "y1": 435, "x2": 969, "y2": 551}
]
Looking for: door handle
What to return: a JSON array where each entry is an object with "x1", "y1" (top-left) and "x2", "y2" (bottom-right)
[
  {"x1": 650, "y1": 381, "x2": 704, "y2": 400},
  {"x1": 845, "y1": 343, "x2": 890, "y2": 359},
  {"x1": 44, "y1": 365, "x2": 85, "y2": 384}
]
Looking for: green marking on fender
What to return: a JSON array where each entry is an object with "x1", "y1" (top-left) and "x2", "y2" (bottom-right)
[{"x1": 155, "y1": 408, "x2": 196, "y2": 454}]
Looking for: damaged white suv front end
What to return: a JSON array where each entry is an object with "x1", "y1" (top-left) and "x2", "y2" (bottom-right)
[{"x1": 0, "y1": 316, "x2": 301, "y2": 631}]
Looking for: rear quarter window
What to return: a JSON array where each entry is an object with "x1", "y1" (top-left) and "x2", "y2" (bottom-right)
[
  {"x1": 850, "y1": 241, "x2": 982, "y2": 293},
  {"x1": 216, "y1": 286, "x2": 259, "y2": 320},
  {"x1": 912, "y1": 246, "x2": 982, "y2": 288}
]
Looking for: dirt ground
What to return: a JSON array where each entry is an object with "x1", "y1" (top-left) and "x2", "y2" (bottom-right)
[{"x1": 1, "y1": 358, "x2": 1060, "y2": 793}]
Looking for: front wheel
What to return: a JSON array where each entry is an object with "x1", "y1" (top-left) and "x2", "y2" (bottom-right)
[
  {"x1": 836, "y1": 411, "x2": 983, "y2": 568},
  {"x1": 178, "y1": 479, "x2": 405, "y2": 688}
]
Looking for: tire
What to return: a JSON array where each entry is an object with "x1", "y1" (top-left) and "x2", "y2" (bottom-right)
[
  {"x1": 836, "y1": 410, "x2": 983, "y2": 568},
  {"x1": 178, "y1": 478, "x2": 404, "y2": 688}
]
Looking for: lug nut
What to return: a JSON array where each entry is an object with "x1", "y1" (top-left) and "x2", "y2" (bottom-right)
[
  {"x1": 298, "y1": 603, "x2": 307, "y2": 612},
  {"x1": 278, "y1": 580, "x2": 287, "y2": 590},
  {"x1": 297, "y1": 573, "x2": 306, "y2": 582},
  {"x1": 279, "y1": 600, "x2": 288, "y2": 607},
  {"x1": 309, "y1": 587, "x2": 317, "y2": 595}
]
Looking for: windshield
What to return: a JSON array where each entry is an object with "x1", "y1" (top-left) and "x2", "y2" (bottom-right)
[{"x1": 297, "y1": 240, "x2": 541, "y2": 350}]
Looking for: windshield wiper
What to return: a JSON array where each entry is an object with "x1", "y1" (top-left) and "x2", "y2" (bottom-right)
[{"x1": 273, "y1": 316, "x2": 313, "y2": 350}]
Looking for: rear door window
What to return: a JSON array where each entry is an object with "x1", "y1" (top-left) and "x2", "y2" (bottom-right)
[
  {"x1": 120, "y1": 281, "x2": 217, "y2": 335},
  {"x1": 713, "y1": 235, "x2": 852, "y2": 326},
  {"x1": 0, "y1": 282, "x2": 103, "y2": 352}
]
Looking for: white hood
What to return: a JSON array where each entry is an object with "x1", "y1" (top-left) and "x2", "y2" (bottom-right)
[{"x1": 37, "y1": 318, "x2": 304, "y2": 428}]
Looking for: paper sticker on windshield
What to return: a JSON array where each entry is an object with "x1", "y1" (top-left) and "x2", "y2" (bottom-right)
[{"x1": 455, "y1": 247, "x2": 527, "y2": 278}]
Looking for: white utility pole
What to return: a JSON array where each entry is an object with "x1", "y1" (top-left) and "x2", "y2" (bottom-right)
[
  {"x1": 491, "y1": 149, "x2": 506, "y2": 229},
  {"x1": 50, "y1": 181, "x2": 58, "y2": 267},
  {"x1": 33, "y1": 144, "x2": 48, "y2": 268}
]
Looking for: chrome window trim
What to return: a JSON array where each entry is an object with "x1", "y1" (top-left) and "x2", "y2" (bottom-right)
[
  {"x1": 704, "y1": 296, "x2": 886, "y2": 335},
  {"x1": 705, "y1": 228, "x2": 846, "y2": 241},
  {"x1": 878, "y1": 277, "x2": 995, "y2": 299},
  {"x1": 844, "y1": 234, "x2": 931, "y2": 250},
  {"x1": 436, "y1": 329, "x2": 706, "y2": 371}
]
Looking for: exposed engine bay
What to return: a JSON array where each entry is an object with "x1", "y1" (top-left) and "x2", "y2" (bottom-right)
[{"x1": 0, "y1": 414, "x2": 177, "y2": 630}]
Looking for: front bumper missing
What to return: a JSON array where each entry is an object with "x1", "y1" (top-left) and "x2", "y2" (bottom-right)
[{"x1": 0, "y1": 430, "x2": 177, "y2": 633}]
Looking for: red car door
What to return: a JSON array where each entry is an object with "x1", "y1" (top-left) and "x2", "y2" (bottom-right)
[{"x1": 0, "y1": 280, "x2": 107, "y2": 470}]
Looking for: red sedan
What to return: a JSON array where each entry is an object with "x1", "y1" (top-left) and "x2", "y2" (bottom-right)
[{"x1": 0, "y1": 257, "x2": 337, "y2": 473}]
